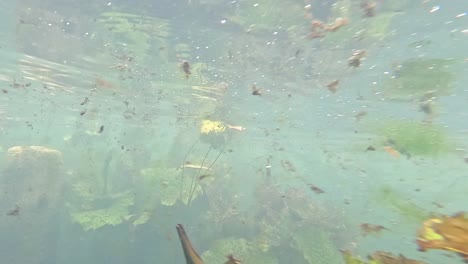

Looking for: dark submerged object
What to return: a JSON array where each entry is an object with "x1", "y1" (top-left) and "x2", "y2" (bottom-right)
[{"x1": 176, "y1": 224, "x2": 205, "y2": 264}]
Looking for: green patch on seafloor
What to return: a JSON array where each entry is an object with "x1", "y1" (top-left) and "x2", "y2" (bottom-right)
[
  {"x1": 229, "y1": 0, "x2": 305, "y2": 33},
  {"x1": 292, "y1": 226, "x2": 344, "y2": 264},
  {"x1": 97, "y1": 11, "x2": 170, "y2": 62},
  {"x1": 374, "y1": 186, "x2": 430, "y2": 223},
  {"x1": 382, "y1": 58, "x2": 456, "y2": 100},
  {"x1": 380, "y1": 120, "x2": 451, "y2": 156}
]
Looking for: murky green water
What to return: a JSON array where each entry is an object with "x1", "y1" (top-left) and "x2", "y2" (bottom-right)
[{"x1": 0, "y1": 0, "x2": 467, "y2": 263}]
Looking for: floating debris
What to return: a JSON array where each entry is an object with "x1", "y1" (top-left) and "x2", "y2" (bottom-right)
[
  {"x1": 361, "y1": 1, "x2": 377, "y2": 17},
  {"x1": 251, "y1": 84, "x2": 262, "y2": 96},
  {"x1": 80, "y1": 97, "x2": 89, "y2": 106},
  {"x1": 348, "y1": 50, "x2": 366, "y2": 68},
  {"x1": 360, "y1": 223, "x2": 388, "y2": 236},
  {"x1": 225, "y1": 254, "x2": 241, "y2": 264},
  {"x1": 308, "y1": 184, "x2": 324, "y2": 194},
  {"x1": 181, "y1": 60, "x2": 191, "y2": 79},
  {"x1": 308, "y1": 17, "x2": 349, "y2": 38},
  {"x1": 200, "y1": 120, "x2": 226, "y2": 134},
  {"x1": 6, "y1": 204, "x2": 20, "y2": 216},
  {"x1": 366, "y1": 145, "x2": 376, "y2": 151},
  {"x1": 354, "y1": 111, "x2": 367, "y2": 122},
  {"x1": 383, "y1": 146, "x2": 400, "y2": 158},
  {"x1": 326, "y1": 80, "x2": 339, "y2": 93}
]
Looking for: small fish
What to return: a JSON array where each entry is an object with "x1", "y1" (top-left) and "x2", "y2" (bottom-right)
[
  {"x1": 80, "y1": 97, "x2": 89, "y2": 106},
  {"x1": 308, "y1": 184, "x2": 324, "y2": 194},
  {"x1": 98, "y1": 125, "x2": 104, "y2": 133},
  {"x1": 251, "y1": 84, "x2": 262, "y2": 96},
  {"x1": 181, "y1": 164, "x2": 212, "y2": 170},
  {"x1": 181, "y1": 61, "x2": 191, "y2": 79},
  {"x1": 383, "y1": 146, "x2": 400, "y2": 158},
  {"x1": 198, "y1": 174, "x2": 211, "y2": 181},
  {"x1": 7, "y1": 205, "x2": 20, "y2": 216},
  {"x1": 326, "y1": 80, "x2": 339, "y2": 93},
  {"x1": 360, "y1": 1, "x2": 377, "y2": 17},
  {"x1": 366, "y1": 145, "x2": 376, "y2": 151},
  {"x1": 354, "y1": 111, "x2": 367, "y2": 122},
  {"x1": 226, "y1": 125, "x2": 246, "y2": 132}
]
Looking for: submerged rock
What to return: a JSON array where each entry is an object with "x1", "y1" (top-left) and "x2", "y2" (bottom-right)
[{"x1": 0, "y1": 146, "x2": 64, "y2": 264}]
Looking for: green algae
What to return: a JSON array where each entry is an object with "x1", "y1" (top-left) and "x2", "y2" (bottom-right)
[
  {"x1": 382, "y1": 58, "x2": 456, "y2": 100},
  {"x1": 374, "y1": 186, "x2": 430, "y2": 223},
  {"x1": 230, "y1": 0, "x2": 304, "y2": 33},
  {"x1": 97, "y1": 11, "x2": 170, "y2": 61},
  {"x1": 292, "y1": 226, "x2": 344, "y2": 264},
  {"x1": 70, "y1": 191, "x2": 134, "y2": 231},
  {"x1": 380, "y1": 120, "x2": 451, "y2": 156}
]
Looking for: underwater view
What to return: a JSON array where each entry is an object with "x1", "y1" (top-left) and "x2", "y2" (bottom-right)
[{"x1": 0, "y1": 0, "x2": 467, "y2": 263}]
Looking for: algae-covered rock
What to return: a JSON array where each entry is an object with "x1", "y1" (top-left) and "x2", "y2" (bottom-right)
[
  {"x1": 380, "y1": 120, "x2": 451, "y2": 156},
  {"x1": 292, "y1": 226, "x2": 344, "y2": 264},
  {"x1": 202, "y1": 238, "x2": 278, "y2": 264},
  {"x1": 382, "y1": 58, "x2": 456, "y2": 100}
]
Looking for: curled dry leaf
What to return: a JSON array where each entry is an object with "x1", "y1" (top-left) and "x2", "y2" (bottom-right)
[{"x1": 416, "y1": 212, "x2": 468, "y2": 262}]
